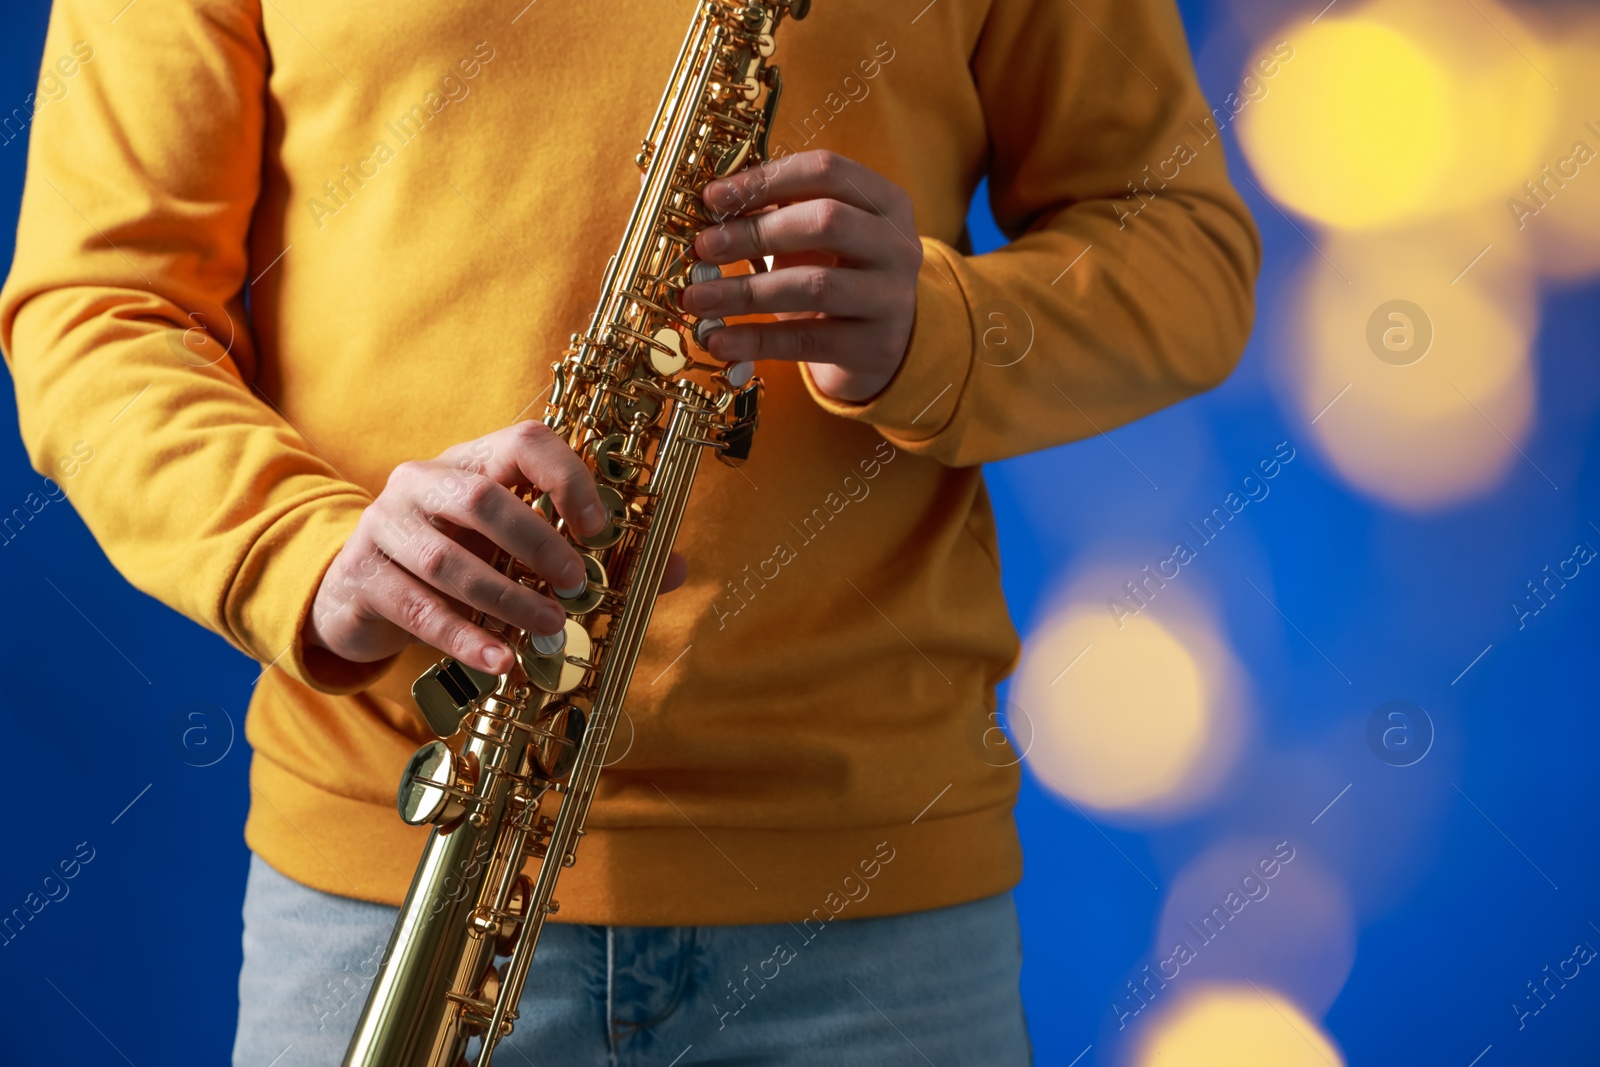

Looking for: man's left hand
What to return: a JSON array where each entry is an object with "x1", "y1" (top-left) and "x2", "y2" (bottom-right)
[{"x1": 683, "y1": 150, "x2": 922, "y2": 403}]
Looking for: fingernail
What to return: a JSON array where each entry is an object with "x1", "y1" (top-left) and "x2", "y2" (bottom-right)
[
  {"x1": 700, "y1": 226, "x2": 730, "y2": 256},
  {"x1": 704, "y1": 181, "x2": 734, "y2": 209},
  {"x1": 483, "y1": 645, "x2": 510, "y2": 673}
]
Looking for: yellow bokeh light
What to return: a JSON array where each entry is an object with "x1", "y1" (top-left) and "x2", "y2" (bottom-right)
[
  {"x1": 1286, "y1": 227, "x2": 1538, "y2": 510},
  {"x1": 1514, "y1": 29, "x2": 1600, "y2": 278},
  {"x1": 1237, "y1": 18, "x2": 1456, "y2": 230},
  {"x1": 1135, "y1": 984, "x2": 1345, "y2": 1067},
  {"x1": 1237, "y1": 0, "x2": 1557, "y2": 231},
  {"x1": 1152, "y1": 840, "x2": 1357, "y2": 1020},
  {"x1": 1014, "y1": 587, "x2": 1243, "y2": 817},
  {"x1": 1357, "y1": 0, "x2": 1556, "y2": 215}
]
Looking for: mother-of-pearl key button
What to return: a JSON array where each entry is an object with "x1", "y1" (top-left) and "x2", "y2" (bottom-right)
[
  {"x1": 725, "y1": 361, "x2": 755, "y2": 388},
  {"x1": 690, "y1": 261, "x2": 721, "y2": 284},
  {"x1": 528, "y1": 628, "x2": 568, "y2": 657},
  {"x1": 694, "y1": 318, "x2": 725, "y2": 347}
]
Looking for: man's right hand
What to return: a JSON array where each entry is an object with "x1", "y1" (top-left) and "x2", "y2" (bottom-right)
[{"x1": 303, "y1": 421, "x2": 680, "y2": 677}]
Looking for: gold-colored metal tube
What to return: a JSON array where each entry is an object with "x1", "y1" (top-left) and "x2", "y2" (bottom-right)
[{"x1": 342, "y1": 4, "x2": 803, "y2": 1063}]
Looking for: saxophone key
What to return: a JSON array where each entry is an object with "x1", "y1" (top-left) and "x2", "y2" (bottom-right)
[
  {"x1": 573, "y1": 484, "x2": 629, "y2": 550},
  {"x1": 529, "y1": 702, "x2": 588, "y2": 780},
  {"x1": 715, "y1": 139, "x2": 752, "y2": 176},
  {"x1": 610, "y1": 382, "x2": 662, "y2": 425},
  {"x1": 527, "y1": 628, "x2": 567, "y2": 658},
  {"x1": 694, "y1": 317, "x2": 725, "y2": 347},
  {"x1": 648, "y1": 326, "x2": 689, "y2": 376},
  {"x1": 397, "y1": 740, "x2": 475, "y2": 827},
  {"x1": 412, "y1": 658, "x2": 499, "y2": 739},
  {"x1": 555, "y1": 555, "x2": 607, "y2": 615},
  {"x1": 495, "y1": 876, "x2": 535, "y2": 955},
  {"x1": 588, "y1": 433, "x2": 640, "y2": 484},
  {"x1": 517, "y1": 620, "x2": 593, "y2": 695}
]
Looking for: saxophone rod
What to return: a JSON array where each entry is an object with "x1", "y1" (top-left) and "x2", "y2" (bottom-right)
[
  {"x1": 591, "y1": 15, "x2": 716, "y2": 344},
  {"x1": 604, "y1": 20, "x2": 724, "y2": 353},
  {"x1": 474, "y1": 392, "x2": 711, "y2": 1066}
]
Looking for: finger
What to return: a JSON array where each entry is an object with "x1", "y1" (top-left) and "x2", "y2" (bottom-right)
[
  {"x1": 693, "y1": 198, "x2": 894, "y2": 267},
  {"x1": 371, "y1": 517, "x2": 567, "y2": 638},
  {"x1": 405, "y1": 468, "x2": 589, "y2": 596},
  {"x1": 703, "y1": 150, "x2": 901, "y2": 219},
  {"x1": 705, "y1": 319, "x2": 877, "y2": 366},
  {"x1": 442, "y1": 522, "x2": 499, "y2": 565},
  {"x1": 682, "y1": 265, "x2": 887, "y2": 320},
  {"x1": 443, "y1": 421, "x2": 607, "y2": 538},
  {"x1": 371, "y1": 564, "x2": 518, "y2": 675},
  {"x1": 659, "y1": 552, "x2": 688, "y2": 595}
]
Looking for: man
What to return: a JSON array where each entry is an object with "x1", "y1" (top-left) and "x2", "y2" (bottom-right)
[{"x1": 1, "y1": 0, "x2": 1258, "y2": 1063}]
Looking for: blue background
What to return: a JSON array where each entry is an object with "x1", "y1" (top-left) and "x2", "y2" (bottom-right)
[{"x1": 1, "y1": 1, "x2": 1596, "y2": 1064}]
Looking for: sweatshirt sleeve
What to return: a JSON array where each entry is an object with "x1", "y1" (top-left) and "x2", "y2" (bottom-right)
[
  {"x1": 0, "y1": 0, "x2": 391, "y2": 694},
  {"x1": 801, "y1": 0, "x2": 1262, "y2": 467}
]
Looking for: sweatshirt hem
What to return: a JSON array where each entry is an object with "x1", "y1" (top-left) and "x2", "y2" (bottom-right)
[{"x1": 245, "y1": 754, "x2": 1023, "y2": 927}]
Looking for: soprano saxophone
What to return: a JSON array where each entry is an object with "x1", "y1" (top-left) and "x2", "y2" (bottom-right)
[{"x1": 342, "y1": 2, "x2": 808, "y2": 1063}]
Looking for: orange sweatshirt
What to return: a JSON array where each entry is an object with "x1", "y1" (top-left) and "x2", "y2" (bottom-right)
[{"x1": 1, "y1": 0, "x2": 1258, "y2": 924}]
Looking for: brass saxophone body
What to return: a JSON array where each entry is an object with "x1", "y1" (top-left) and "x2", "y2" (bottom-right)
[{"x1": 342, "y1": 3, "x2": 808, "y2": 1064}]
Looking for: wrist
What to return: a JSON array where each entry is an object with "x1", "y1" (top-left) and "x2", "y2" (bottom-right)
[{"x1": 807, "y1": 336, "x2": 909, "y2": 403}]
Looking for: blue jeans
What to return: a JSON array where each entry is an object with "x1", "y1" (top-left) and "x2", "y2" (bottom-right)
[{"x1": 233, "y1": 854, "x2": 1031, "y2": 1066}]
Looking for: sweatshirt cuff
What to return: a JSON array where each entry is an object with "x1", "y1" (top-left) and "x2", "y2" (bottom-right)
[
  {"x1": 800, "y1": 238, "x2": 972, "y2": 443},
  {"x1": 230, "y1": 491, "x2": 400, "y2": 695}
]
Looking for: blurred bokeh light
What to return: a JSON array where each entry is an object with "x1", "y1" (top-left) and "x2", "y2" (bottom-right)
[
  {"x1": 1237, "y1": 0, "x2": 1556, "y2": 231},
  {"x1": 1286, "y1": 229, "x2": 1539, "y2": 510},
  {"x1": 1132, "y1": 984, "x2": 1346, "y2": 1067},
  {"x1": 1151, "y1": 838, "x2": 1357, "y2": 1019},
  {"x1": 1515, "y1": 25, "x2": 1600, "y2": 278},
  {"x1": 1014, "y1": 575, "x2": 1248, "y2": 819},
  {"x1": 1232, "y1": 0, "x2": 1600, "y2": 511},
  {"x1": 1237, "y1": 18, "x2": 1459, "y2": 230}
]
